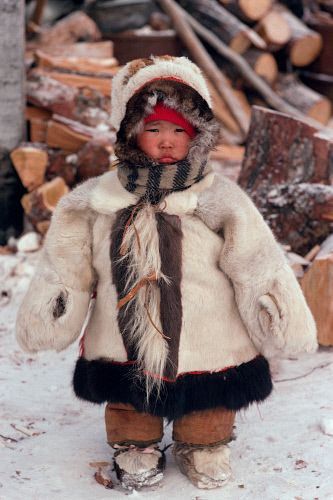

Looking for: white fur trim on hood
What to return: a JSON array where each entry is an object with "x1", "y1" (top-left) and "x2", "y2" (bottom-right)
[{"x1": 110, "y1": 56, "x2": 212, "y2": 133}]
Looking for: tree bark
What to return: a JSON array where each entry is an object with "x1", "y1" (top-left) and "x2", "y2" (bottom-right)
[
  {"x1": 21, "y1": 177, "x2": 69, "y2": 232},
  {"x1": 0, "y1": 1, "x2": 25, "y2": 244},
  {"x1": 0, "y1": 0, "x2": 25, "y2": 150}
]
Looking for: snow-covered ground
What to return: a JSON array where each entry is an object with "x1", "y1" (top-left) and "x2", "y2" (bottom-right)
[{"x1": 1, "y1": 250, "x2": 333, "y2": 500}]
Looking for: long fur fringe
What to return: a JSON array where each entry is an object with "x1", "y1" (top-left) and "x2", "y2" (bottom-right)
[
  {"x1": 73, "y1": 355, "x2": 273, "y2": 421},
  {"x1": 111, "y1": 206, "x2": 170, "y2": 398}
]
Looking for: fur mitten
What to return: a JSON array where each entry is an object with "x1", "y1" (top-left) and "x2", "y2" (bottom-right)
[
  {"x1": 16, "y1": 272, "x2": 90, "y2": 353},
  {"x1": 16, "y1": 194, "x2": 94, "y2": 353},
  {"x1": 197, "y1": 174, "x2": 318, "y2": 357}
]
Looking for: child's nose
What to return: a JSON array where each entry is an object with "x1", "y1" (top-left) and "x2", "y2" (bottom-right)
[{"x1": 159, "y1": 133, "x2": 173, "y2": 148}]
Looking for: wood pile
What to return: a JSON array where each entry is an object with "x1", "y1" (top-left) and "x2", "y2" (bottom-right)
[
  {"x1": 174, "y1": 0, "x2": 333, "y2": 142},
  {"x1": 11, "y1": 12, "x2": 117, "y2": 234}
]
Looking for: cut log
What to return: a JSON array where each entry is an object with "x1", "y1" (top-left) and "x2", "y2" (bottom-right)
[
  {"x1": 10, "y1": 144, "x2": 48, "y2": 191},
  {"x1": 301, "y1": 253, "x2": 333, "y2": 346},
  {"x1": 35, "y1": 50, "x2": 118, "y2": 77},
  {"x1": 25, "y1": 106, "x2": 51, "y2": 122},
  {"x1": 306, "y1": 11, "x2": 333, "y2": 76},
  {"x1": 27, "y1": 75, "x2": 111, "y2": 129},
  {"x1": 27, "y1": 73, "x2": 78, "y2": 119},
  {"x1": 256, "y1": 10, "x2": 291, "y2": 51},
  {"x1": 46, "y1": 114, "x2": 115, "y2": 152},
  {"x1": 38, "y1": 12, "x2": 101, "y2": 47},
  {"x1": 239, "y1": 106, "x2": 333, "y2": 253},
  {"x1": 33, "y1": 68, "x2": 112, "y2": 97},
  {"x1": 220, "y1": 0, "x2": 272, "y2": 22},
  {"x1": 46, "y1": 150, "x2": 77, "y2": 187},
  {"x1": 275, "y1": 74, "x2": 332, "y2": 125},
  {"x1": 37, "y1": 41, "x2": 114, "y2": 59},
  {"x1": 25, "y1": 106, "x2": 52, "y2": 142},
  {"x1": 275, "y1": 4, "x2": 323, "y2": 67},
  {"x1": 239, "y1": 106, "x2": 333, "y2": 189},
  {"x1": 243, "y1": 49, "x2": 278, "y2": 85},
  {"x1": 179, "y1": 0, "x2": 266, "y2": 53},
  {"x1": 76, "y1": 140, "x2": 112, "y2": 182},
  {"x1": 46, "y1": 120, "x2": 91, "y2": 152},
  {"x1": 259, "y1": 182, "x2": 333, "y2": 253},
  {"x1": 21, "y1": 177, "x2": 69, "y2": 230}
]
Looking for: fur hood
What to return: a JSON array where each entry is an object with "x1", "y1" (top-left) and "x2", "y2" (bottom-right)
[{"x1": 110, "y1": 56, "x2": 221, "y2": 166}]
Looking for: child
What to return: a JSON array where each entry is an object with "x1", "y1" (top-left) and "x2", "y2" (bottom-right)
[{"x1": 16, "y1": 56, "x2": 317, "y2": 491}]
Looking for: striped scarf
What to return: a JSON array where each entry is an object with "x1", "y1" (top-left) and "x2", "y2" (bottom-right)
[{"x1": 117, "y1": 157, "x2": 208, "y2": 204}]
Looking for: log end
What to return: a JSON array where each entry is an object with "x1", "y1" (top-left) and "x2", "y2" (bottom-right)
[
  {"x1": 239, "y1": 0, "x2": 272, "y2": 21},
  {"x1": 308, "y1": 97, "x2": 332, "y2": 125},
  {"x1": 42, "y1": 177, "x2": 69, "y2": 211},
  {"x1": 259, "y1": 11, "x2": 291, "y2": 47},
  {"x1": 254, "y1": 52, "x2": 278, "y2": 85},
  {"x1": 10, "y1": 147, "x2": 48, "y2": 191},
  {"x1": 229, "y1": 32, "x2": 251, "y2": 54},
  {"x1": 290, "y1": 33, "x2": 323, "y2": 67}
]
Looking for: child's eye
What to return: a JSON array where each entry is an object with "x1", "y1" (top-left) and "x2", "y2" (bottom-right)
[
  {"x1": 146, "y1": 128, "x2": 159, "y2": 133},
  {"x1": 175, "y1": 128, "x2": 185, "y2": 133}
]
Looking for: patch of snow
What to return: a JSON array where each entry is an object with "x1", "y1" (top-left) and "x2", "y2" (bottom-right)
[
  {"x1": 17, "y1": 232, "x2": 41, "y2": 253},
  {"x1": 319, "y1": 418, "x2": 333, "y2": 437}
]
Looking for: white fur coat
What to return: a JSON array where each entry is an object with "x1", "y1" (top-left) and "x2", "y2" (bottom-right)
[{"x1": 16, "y1": 170, "x2": 317, "y2": 362}]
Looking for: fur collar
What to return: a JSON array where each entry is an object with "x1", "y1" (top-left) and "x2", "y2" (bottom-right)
[{"x1": 89, "y1": 169, "x2": 215, "y2": 216}]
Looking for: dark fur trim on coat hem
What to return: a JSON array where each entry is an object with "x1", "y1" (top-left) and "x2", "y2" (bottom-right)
[{"x1": 73, "y1": 355, "x2": 273, "y2": 421}]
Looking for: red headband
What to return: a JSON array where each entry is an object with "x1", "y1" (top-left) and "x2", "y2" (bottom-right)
[{"x1": 144, "y1": 103, "x2": 196, "y2": 139}]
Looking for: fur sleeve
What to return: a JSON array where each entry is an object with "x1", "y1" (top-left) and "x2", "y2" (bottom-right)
[
  {"x1": 196, "y1": 173, "x2": 318, "y2": 358},
  {"x1": 16, "y1": 194, "x2": 96, "y2": 353}
]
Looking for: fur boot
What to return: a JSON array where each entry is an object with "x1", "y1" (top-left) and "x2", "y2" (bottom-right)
[
  {"x1": 113, "y1": 445, "x2": 166, "y2": 490},
  {"x1": 173, "y1": 442, "x2": 231, "y2": 489}
]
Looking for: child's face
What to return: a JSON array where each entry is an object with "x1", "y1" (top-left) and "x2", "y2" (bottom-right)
[{"x1": 137, "y1": 120, "x2": 192, "y2": 164}]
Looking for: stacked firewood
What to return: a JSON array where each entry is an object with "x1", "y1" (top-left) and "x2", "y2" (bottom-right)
[
  {"x1": 10, "y1": 2, "x2": 333, "y2": 236},
  {"x1": 11, "y1": 12, "x2": 118, "y2": 235},
  {"x1": 174, "y1": 0, "x2": 333, "y2": 142}
]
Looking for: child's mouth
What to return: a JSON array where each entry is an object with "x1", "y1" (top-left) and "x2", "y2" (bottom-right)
[{"x1": 159, "y1": 156, "x2": 176, "y2": 163}]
